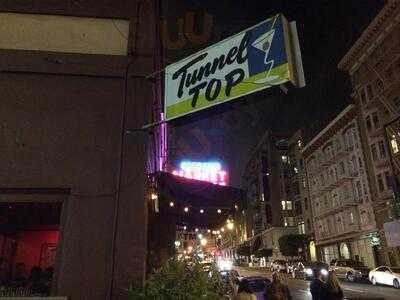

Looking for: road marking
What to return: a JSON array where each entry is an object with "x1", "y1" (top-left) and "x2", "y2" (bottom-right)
[{"x1": 344, "y1": 287, "x2": 366, "y2": 293}]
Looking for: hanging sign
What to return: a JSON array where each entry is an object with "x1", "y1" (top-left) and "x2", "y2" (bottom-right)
[{"x1": 164, "y1": 13, "x2": 305, "y2": 121}]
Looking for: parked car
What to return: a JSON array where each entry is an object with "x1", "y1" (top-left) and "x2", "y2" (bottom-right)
[
  {"x1": 237, "y1": 276, "x2": 271, "y2": 300},
  {"x1": 330, "y1": 259, "x2": 370, "y2": 282},
  {"x1": 270, "y1": 260, "x2": 287, "y2": 272},
  {"x1": 292, "y1": 261, "x2": 329, "y2": 280},
  {"x1": 369, "y1": 266, "x2": 400, "y2": 288}
]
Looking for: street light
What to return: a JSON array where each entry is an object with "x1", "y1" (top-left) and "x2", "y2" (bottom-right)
[
  {"x1": 195, "y1": 228, "x2": 199, "y2": 232},
  {"x1": 174, "y1": 240, "x2": 181, "y2": 247},
  {"x1": 200, "y1": 238, "x2": 208, "y2": 247},
  {"x1": 184, "y1": 207, "x2": 189, "y2": 213},
  {"x1": 151, "y1": 193, "x2": 158, "y2": 200},
  {"x1": 217, "y1": 209, "x2": 222, "y2": 214},
  {"x1": 220, "y1": 227, "x2": 225, "y2": 232},
  {"x1": 200, "y1": 209, "x2": 204, "y2": 214},
  {"x1": 227, "y1": 222, "x2": 234, "y2": 231},
  {"x1": 169, "y1": 201, "x2": 174, "y2": 207},
  {"x1": 198, "y1": 233, "x2": 203, "y2": 239},
  {"x1": 207, "y1": 229, "x2": 211, "y2": 233}
]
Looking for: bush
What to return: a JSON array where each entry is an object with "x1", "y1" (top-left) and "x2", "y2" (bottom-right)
[{"x1": 128, "y1": 258, "x2": 225, "y2": 300}]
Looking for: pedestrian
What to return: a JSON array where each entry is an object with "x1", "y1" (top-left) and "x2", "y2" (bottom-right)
[
  {"x1": 233, "y1": 280, "x2": 257, "y2": 300},
  {"x1": 310, "y1": 269, "x2": 327, "y2": 300},
  {"x1": 264, "y1": 272, "x2": 292, "y2": 300},
  {"x1": 325, "y1": 271, "x2": 344, "y2": 300}
]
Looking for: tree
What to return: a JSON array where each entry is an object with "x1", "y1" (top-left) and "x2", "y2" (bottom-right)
[
  {"x1": 128, "y1": 258, "x2": 224, "y2": 300},
  {"x1": 278, "y1": 234, "x2": 308, "y2": 258},
  {"x1": 254, "y1": 248, "x2": 273, "y2": 258},
  {"x1": 236, "y1": 244, "x2": 251, "y2": 257}
]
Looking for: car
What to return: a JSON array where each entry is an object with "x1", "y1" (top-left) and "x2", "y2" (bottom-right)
[
  {"x1": 369, "y1": 266, "x2": 400, "y2": 288},
  {"x1": 292, "y1": 261, "x2": 329, "y2": 280},
  {"x1": 270, "y1": 260, "x2": 287, "y2": 272},
  {"x1": 330, "y1": 259, "x2": 370, "y2": 282},
  {"x1": 220, "y1": 269, "x2": 240, "y2": 282},
  {"x1": 237, "y1": 276, "x2": 271, "y2": 300}
]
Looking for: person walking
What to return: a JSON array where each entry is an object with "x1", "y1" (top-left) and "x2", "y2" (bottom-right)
[
  {"x1": 325, "y1": 271, "x2": 344, "y2": 300},
  {"x1": 264, "y1": 272, "x2": 292, "y2": 300},
  {"x1": 310, "y1": 269, "x2": 327, "y2": 300}
]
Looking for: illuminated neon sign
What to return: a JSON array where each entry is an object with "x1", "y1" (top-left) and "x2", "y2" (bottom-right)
[{"x1": 172, "y1": 161, "x2": 228, "y2": 186}]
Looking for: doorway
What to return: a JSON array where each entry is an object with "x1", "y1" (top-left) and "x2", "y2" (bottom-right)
[{"x1": 0, "y1": 202, "x2": 62, "y2": 296}]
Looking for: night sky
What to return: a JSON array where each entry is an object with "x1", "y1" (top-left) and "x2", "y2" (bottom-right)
[{"x1": 162, "y1": 0, "x2": 385, "y2": 187}]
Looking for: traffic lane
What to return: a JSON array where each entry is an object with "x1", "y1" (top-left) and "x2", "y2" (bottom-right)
[{"x1": 234, "y1": 266, "x2": 400, "y2": 300}]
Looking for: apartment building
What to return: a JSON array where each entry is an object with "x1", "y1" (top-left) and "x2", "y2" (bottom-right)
[
  {"x1": 338, "y1": 0, "x2": 400, "y2": 266},
  {"x1": 241, "y1": 131, "x2": 300, "y2": 262},
  {"x1": 302, "y1": 105, "x2": 378, "y2": 268}
]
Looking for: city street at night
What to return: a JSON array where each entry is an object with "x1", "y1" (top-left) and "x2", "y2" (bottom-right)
[
  {"x1": 1, "y1": 0, "x2": 400, "y2": 299},
  {"x1": 235, "y1": 266, "x2": 400, "y2": 300}
]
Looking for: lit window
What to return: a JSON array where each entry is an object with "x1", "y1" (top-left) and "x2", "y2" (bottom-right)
[
  {"x1": 294, "y1": 167, "x2": 298, "y2": 174},
  {"x1": 286, "y1": 201, "x2": 293, "y2": 210},
  {"x1": 391, "y1": 136, "x2": 399, "y2": 154},
  {"x1": 298, "y1": 140, "x2": 302, "y2": 148},
  {"x1": 281, "y1": 201, "x2": 286, "y2": 210},
  {"x1": 281, "y1": 155, "x2": 288, "y2": 163}
]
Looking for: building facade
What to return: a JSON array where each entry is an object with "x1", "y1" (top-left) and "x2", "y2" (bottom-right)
[
  {"x1": 241, "y1": 131, "x2": 302, "y2": 262},
  {"x1": 0, "y1": 1, "x2": 161, "y2": 299},
  {"x1": 302, "y1": 105, "x2": 378, "y2": 268},
  {"x1": 338, "y1": 0, "x2": 400, "y2": 266},
  {"x1": 287, "y1": 130, "x2": 316, "y2": 261}
]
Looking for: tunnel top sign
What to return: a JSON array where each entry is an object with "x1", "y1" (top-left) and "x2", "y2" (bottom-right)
[{"x1": 164, "y1": 14, "x2": 305, "y2": 121}]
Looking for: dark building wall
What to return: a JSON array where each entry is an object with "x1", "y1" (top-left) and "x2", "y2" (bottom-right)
[{"x1": 0, "y1": 1, "x2": 159, "y2": 299}]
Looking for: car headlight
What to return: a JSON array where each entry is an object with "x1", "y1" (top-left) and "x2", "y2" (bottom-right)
[
  {"x1": 320, "y1": 269, "x2": 328, "y2": 276},
  {"x1": 305, "y1": 268, "x2": 313, "y2": 276}
]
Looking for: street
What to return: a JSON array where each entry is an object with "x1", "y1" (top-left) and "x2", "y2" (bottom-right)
[{"x1": 234, "y1": 266, "x2": 400, "y2": 300}]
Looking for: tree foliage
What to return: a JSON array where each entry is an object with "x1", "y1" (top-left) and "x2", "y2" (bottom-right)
[
  {"x1": 128, "y1": 258, "x2": 225, "y2": 300},
  {"x1": 236, "y1": 244, "x2": 251, "y2": 257},
  {"x1": 278, "y1": 234, "x2": 308, "y2": 257},
  {"x1": 254, "y1": 248, "x2": 273, "y2": 258}
]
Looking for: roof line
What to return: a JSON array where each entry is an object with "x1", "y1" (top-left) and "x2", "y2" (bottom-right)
[
  {"x1": 338, "y1": 0, "x2": 400, "y2": 71},
  {"x1": 301, "y1": 104, "x2": 355, "y2": 153}
]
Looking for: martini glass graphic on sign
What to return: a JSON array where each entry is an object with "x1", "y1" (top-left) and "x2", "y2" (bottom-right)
[{"x1": 251, "y1": 28, "x2": 279, "y2": 85}]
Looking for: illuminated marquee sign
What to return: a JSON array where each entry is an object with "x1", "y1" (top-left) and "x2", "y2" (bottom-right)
[{"x1": 172, "y1": 161, "x2": 228, "y2": 186}]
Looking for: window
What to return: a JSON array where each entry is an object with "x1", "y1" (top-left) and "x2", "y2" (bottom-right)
[
  {"x1": 349, "y1": 211, "x2": 355, "y2": 224},
  {"x1": 360, "y1": 89, "x2": 367, "y2": 104},
  {"x1": 372, "y1": 112, "x2": 380, "y2": 129},
  {"x1": 378, "y1": 140, "x2": 387, "y2": 159},
  {"x1": 390, "y1": 136, "x2": 399, "y2": 154},
  {"x1": 304, "y1": 197, "x2": 308, "y2": 210},
  {"x1": 281, "y1": 201, "x2": 292, "y2": 210},
  {"x1": 377, "y1": 174, "x2": 385, "y2": 192},
  {"x1": 287, "y1": 201, "x2": 293, "y2": 210},
  {"x1": 355, "y1": 181, "x2": 362, "y2": 199},
  {"x1": 298, "y1": 221, "x2": 305, "y2": 234},
  {"x1": 384, "y1": 171, "x2": 391, "y2": 190},
  {"x1": 358, "y1": 157, "x2": 363, "y2": 170},
  {"x1": 366, "y1": 115, "x2": 372, "y2": 132},
  {"x1": 371, "y1": 144, "x2": 378, "y2": 161},
  {"x1": 375, "y1": 79, "x2": 384, "y2": 93},
  {"x1": 295, "y1": 201, "x2": 302, "y2": 215},
  {"x1": 284, "y1": 217, "x2": 294, "y2": 227}
]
